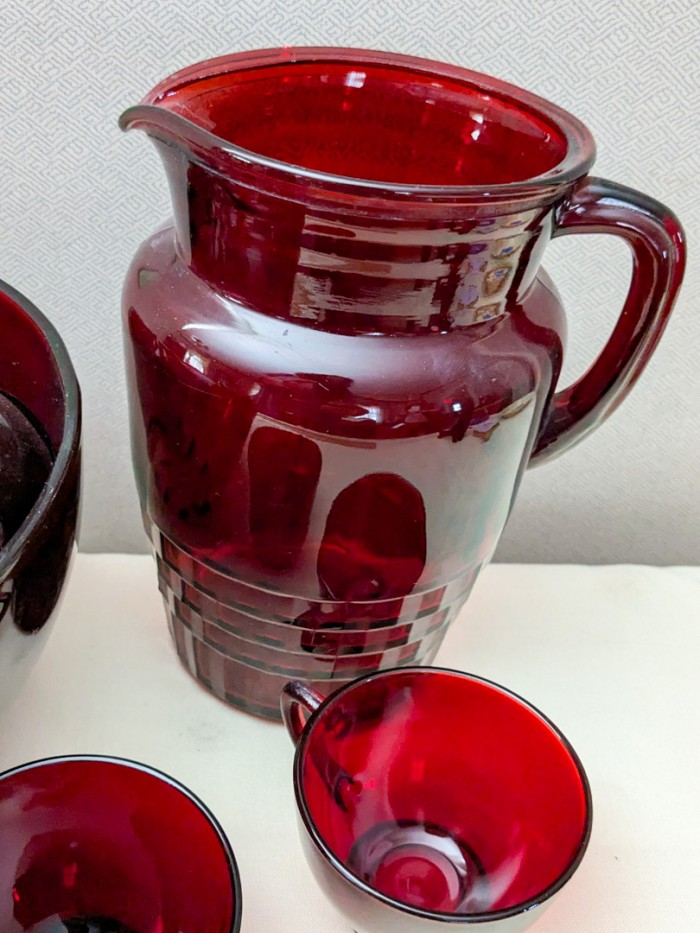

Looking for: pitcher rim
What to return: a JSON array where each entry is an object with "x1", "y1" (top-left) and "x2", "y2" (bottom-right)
[{"x1": 119, "y1": 46, "x2": 596, "y2": 205}]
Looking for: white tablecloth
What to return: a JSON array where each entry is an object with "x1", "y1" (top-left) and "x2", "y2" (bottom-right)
[{"x1": 1, "y1": 556, "x2": 698, "y2": 931}]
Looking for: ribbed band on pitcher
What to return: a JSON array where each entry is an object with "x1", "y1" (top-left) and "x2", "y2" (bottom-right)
[{"x1": 147, "y1": 519, "x2": 477, "y2": 719}]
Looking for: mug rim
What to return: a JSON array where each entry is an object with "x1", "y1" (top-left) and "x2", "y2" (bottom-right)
[
  {"x1": 0, "y1": 753, "x2": 243, "y2": 933},
  {"x1": 291, "y1": 665, "x2": 593, "y2": 924},
  {"x1": 121, "y1": 46, "x2": 596, "y2": 205}
]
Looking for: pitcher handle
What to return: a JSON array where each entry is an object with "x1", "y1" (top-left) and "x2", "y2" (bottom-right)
[{"x1": 530, "y1": 177, "x2": 685, "y2": 464}]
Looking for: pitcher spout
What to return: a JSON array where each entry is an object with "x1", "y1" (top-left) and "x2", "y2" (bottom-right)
[{"x1": 119, "y1": 104, "x2": 239, "y2": 181}]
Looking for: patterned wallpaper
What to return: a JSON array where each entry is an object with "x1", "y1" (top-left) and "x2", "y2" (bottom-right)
[{"x1": 1, "y1": 0, "x2": 697, "y2": 562}]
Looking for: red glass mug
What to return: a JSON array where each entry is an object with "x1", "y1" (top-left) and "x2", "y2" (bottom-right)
[
  {"x1": 121, "y1": 48, "x2": 685, "y2": 718},
  {"x1": 0, "y1": 755, "x2": 241, "y2": 933},
  {"x1": 282, "y1": 667, "x2": 592, "y2": 932}
]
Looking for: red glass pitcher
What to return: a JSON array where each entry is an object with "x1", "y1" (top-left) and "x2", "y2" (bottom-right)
[{"x1": 120, "y1": 48, "x2": 685, "y2": 719}]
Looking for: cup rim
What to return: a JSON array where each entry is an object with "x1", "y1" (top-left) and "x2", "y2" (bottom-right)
[
  {"x1": 0, "y1": 279, "x2": 81, "y2": 579},
  {"x1": 292, "y1": 665, "x2": 593, "y2": 924},
  {"x1": 0, "y1": 753, "x2": 243, "y2": 933},
  {"x1": 120, "y1": 46, "x2": 596, "y2": 205}
]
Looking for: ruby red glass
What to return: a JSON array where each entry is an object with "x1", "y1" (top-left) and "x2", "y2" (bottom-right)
[
  {"x1": 121, "y1": 48, "x2": 684, "y2": 718},
  {"x1": 282, "y1": 668, "x2": 591, "y2": 931},
  {"x1": 0, "y1": 756, "x2": 241, "y2": 933},
  {"x1": 0, "y1": 280, "x2": 81, "y2": 708}
]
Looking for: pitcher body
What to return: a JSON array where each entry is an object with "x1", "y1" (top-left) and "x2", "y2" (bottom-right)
[{"x1": 121, "y1": 48, "x2": 684, "y2": 718}]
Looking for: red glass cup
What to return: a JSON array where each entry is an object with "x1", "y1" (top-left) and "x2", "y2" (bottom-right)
[
  {"x1": 282, "y1": 667, "x2": 591, "y2": 932},
  {"x1": 0, "y1": 755, "x2": 241, "y2": 933}
]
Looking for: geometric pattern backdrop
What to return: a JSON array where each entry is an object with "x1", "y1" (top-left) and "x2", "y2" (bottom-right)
[{"x1": 1, "y1": 0, "x2": 698, "y2": 563}]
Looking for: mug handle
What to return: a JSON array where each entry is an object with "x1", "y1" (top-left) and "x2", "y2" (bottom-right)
[
  {"x1": 530, "y1": 176, "x2": 685, "y2": 464},
  {"x1": 281, "y1": 681, "x2": 361, "y2": 813},
  {"x1": 281, "y1": 680, "x2": 324, "y2": 744}
]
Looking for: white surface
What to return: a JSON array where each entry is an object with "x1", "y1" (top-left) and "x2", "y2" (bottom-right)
[
  {"x1": 0, "y1": 1, "x2": 698, "y2": 563},
  {"x1": 0, "y1": 554, "x2": 698, "y2": 931}
]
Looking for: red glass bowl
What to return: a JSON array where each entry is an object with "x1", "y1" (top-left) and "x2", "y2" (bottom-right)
[
  {"x1": 0, "y1": 280, "x2": 81, "y2": 707},
  {"x1": 0, "y1": 755, "x2": 241, "y2": 932},
  {"x1": 282, "y1": 667, "x2": 591, "y2": 932}
]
